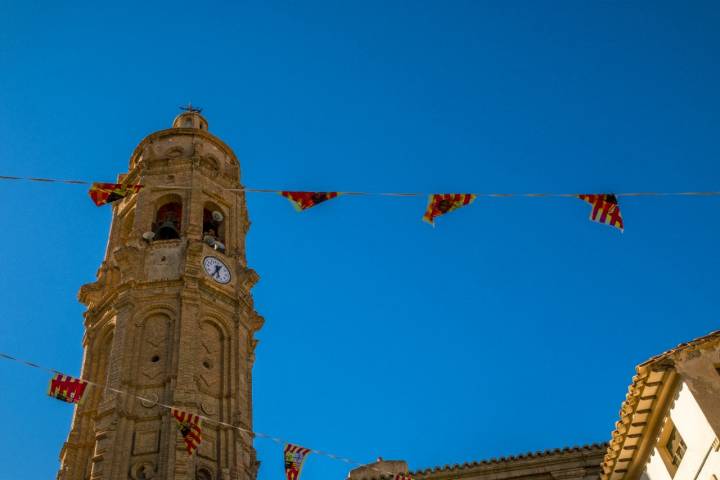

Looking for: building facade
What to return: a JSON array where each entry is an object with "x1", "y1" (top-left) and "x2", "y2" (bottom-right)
[
  {"x1": 57, "y1": 111, "x2": 264, "y2": 480},
  {"x1": 602, "y1": 331, "x2": 720, "y2": 480}
]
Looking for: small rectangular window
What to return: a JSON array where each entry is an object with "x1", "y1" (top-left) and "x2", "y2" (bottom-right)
[
  {"x1": 659, "y1": 418, "x2": 686, "y2": 477},
  {"x1": 666, "y1": 426, "x2": 687, "y2": 467}
]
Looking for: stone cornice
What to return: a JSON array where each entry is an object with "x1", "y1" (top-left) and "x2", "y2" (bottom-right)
[{"x1": 129, "y1": 128, "x2": 239, "y2": 170}]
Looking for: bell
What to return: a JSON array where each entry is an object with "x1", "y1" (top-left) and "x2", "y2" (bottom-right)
[{"x1": 155, "y1": 220, "x2": 179, "y2": 240}]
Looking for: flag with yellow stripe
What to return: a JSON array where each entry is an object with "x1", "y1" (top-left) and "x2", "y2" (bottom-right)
[{"x1": 422, "y1": 193, "x2": 476, "y2": 226}]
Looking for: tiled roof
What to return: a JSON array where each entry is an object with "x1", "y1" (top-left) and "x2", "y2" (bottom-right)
[
  {"x1": 411, "y1": 442, "x2": 607, "y2": 476},
  {"x1": 637, "y1": 330, "x2": 720, "y2": 369},
  {"x1": 601, "y1": 330, "x2": 720, "y2": 480}
]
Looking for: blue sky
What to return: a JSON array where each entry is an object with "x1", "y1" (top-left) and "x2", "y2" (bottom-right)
[{"x1": 1, "y1": 1, "x2": 720, "y2": 478}]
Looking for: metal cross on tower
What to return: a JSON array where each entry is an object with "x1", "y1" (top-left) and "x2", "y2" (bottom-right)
[{"x1": 179, "y1": 102, "x2": 203, "y2": 113}]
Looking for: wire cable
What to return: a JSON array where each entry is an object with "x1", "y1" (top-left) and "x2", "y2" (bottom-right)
[
  {"x1": 3, "y1": 173, "x2": 720, "y2": 199},
  {"x1": 0, "y1": 351, "x2": 406, "y2": 475}
]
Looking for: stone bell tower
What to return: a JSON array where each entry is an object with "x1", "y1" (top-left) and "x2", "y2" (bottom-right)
[{"x1": 58, "y1": 110, "x2": 264, "y2": 480}]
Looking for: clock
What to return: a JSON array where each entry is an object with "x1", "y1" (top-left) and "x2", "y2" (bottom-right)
[{"x1": 202, "y1": 256, "x2": 231, "y2": 284}]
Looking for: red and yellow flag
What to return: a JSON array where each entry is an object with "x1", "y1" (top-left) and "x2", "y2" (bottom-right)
[
  {"x1": 171, "y1": 408, "x2": 203, "y2": 455},
  {"x1": 48, "y1": 373, "x2": 88, "y2": 404},
  {"x1": 88, "y1": 182, "x2": 143, "y2": 206},
  {"x1": 422, "y1": 193, "x2": 476, "y2": 225},
  {"x1": 578, "y1": 194, "x2": 624, "y2": 232},
  {"x1": 284, "y1": 443, "x2": 312, "y2": 480},
  {"x1": 280, "y1": 191, "x2": 339, "y2": 211}
]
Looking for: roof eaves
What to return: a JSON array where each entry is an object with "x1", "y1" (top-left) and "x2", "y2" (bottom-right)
[{"x1": 601, "y1": 330, "x2": 720, "y2": 480}]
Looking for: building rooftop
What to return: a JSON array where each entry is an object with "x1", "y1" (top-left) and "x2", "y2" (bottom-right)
[
  {"x1": 412, "y1": 442, "x2": 607, "y2": 477},
  {"x1": 601, "y1": 330, "x2": 720, "y2": 480},
  {"x1": 349, "y1": 443, "x2": 607, "y2": 480}
]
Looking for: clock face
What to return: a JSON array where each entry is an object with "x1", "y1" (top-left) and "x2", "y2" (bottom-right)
[{"x1": 202, "y1": 256, "x2": 231, "y2": 284}]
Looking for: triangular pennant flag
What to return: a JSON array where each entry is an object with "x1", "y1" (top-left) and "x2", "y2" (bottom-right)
[
  {"x1": 577, "y1": 194, "x2": 624, "y2": 232},
  {"x1": 284, "y1": 443, "x2": 312, "y2": 480},
  {"x1": 171, "y1": 408, "x2": 203, "y2": 455},
  {"x1": 88, "y1": 182, "x2": 143, "y2": 206},
  {"x1": 422, "y1": 193, "x2": 476, "y2": 225},
  {"x1": 280, "y1": 191, "x2": 339, "y2": 211},
  {"x1": 48, "y1": 373, "x2": 88, "y2": 404}
]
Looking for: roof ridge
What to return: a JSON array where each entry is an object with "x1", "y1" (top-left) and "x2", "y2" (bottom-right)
[{"x1": 411, "y1": 442, "x2": 607, "y2": 475}]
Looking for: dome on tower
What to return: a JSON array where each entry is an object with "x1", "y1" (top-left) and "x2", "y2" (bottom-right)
[{"x1": 172, "y1": 106, "x2": 209, "y2": 131}]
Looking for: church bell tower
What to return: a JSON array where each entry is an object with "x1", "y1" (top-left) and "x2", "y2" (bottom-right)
[{"x1": 58, "y1": 111, "x2": 264, "y2": 480}]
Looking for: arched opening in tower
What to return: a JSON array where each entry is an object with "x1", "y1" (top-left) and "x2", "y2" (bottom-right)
[
  {"x1": 154, "y1": 202, "x2": 182, "y2": 240},
  {"x1": 203, "y1": 203, "x2": 226, "y2": 252}
]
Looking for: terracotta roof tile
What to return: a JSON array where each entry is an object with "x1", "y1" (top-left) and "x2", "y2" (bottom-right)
[{"x1": 411, "y1": 443, "x2": 607, "y2": 476}]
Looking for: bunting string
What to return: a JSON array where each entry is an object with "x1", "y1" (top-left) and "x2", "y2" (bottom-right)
[
  {"x1": 0, "y1": 351, "x2": 414, "y2": 477},
  {"x1": 0, "y1": 175, "x2": 91, "y2": 185},
  {"x1": 8, "y1": 172, "x2": 720, "y2": 231},
  {"x1": 2, "y1": 173, "x2": 720, "y2": 198}
]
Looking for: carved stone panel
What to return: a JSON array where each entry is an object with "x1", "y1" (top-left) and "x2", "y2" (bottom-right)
[
  {"x1": 145, "y1": 246, "x2": 182, "y2": 281},
  {"x1": 132, "y1": 429, "x2": 160, "y2": 455},
  {"x1": 198, "y1": 321, "x2": 223, "y2": 396},
  {"x1": 138, "y1": 314, "x2": 171, "y2": 387},
  {"x1": 198, "y1": 427, "x2": 217, "y2": 461}
]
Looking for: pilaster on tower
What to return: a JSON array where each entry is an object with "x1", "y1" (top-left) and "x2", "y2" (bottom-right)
[{"x1": 58, "y1": 111, "x2": 264, "y2": 480}]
